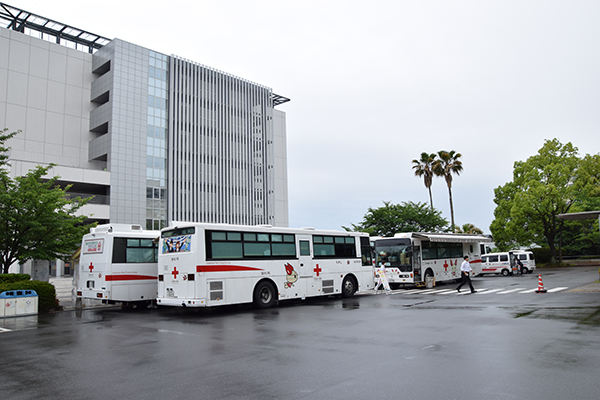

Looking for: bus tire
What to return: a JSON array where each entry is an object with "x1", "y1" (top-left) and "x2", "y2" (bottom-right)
[
  {"x1": 501, "y1": 269, "x2": 509, "y2": 276},
  {"x1": 341, "y1": 276, "x2": 356, "y2": 298},
  {"x1": 521, "y1": 267, "x2": 528, "y2": 274},
  {"x1": 253, "y1": 281, "x2": 277, "y2": 309}
]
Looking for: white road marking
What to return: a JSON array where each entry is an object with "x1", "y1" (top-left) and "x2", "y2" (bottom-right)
[
  {"x1": 498, "y1": 288, "x2": 524, "y2": 294},
  {"x1": 519, "y1": 288, "x2": 538, "y2": 293},
  {"x1": 477, "y1": 288, "x2": 504, "y2": 294},
  {"x1": 547, "y1": 287, "x2": 569, "y2": 293}
]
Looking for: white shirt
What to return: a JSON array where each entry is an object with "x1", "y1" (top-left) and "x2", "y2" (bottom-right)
[{"x1": 460, "y1": 259, "x2": 471, "y2": 272}]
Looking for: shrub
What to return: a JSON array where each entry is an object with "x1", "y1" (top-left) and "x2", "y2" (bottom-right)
[
  {"x1": 0, "y1": 280, "x2": 57, "y2": 313},
  {"x1": 0, "y1": 273, "x2": 31, "y2": 283}
]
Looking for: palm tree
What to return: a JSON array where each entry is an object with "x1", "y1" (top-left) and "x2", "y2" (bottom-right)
[
  {"x1": 455, "y1": 223, "x2": 483, "y2": 234},
  {"x1": 433, "y1": 150, "x2": 463, "y2": 232},
  {"x1": 412, "y1": 152, "x2": 437, "y2": 210}
]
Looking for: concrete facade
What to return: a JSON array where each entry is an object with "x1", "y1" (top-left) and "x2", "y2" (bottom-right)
[{"x1": 0, "y1": 7, "x2": 289, "y2": 275}]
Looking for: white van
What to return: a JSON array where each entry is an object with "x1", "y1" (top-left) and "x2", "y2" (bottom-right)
[{"x1": 480, "y1": 251, "x2": 536, "y2": 276}]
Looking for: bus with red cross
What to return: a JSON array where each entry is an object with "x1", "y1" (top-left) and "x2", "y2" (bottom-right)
[
  {"x1": 76, "y1": 224, "x2": 160, "y2": 308},
  {"x1": 372, "y1": 232, "x2": 492, "y2": 287},
  {"x1": 156, "y1": 222, "x2": 374, "y2": 309}
]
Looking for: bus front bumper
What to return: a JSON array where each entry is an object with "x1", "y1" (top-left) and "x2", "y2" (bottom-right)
[{"x1": 156, "y1": 297, "x2": 207, "y2": 307}]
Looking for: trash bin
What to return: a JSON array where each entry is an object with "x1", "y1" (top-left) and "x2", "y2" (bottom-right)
[
  {"x1": 1, "y1": 290, "x2": 38, "y2": 318},
  {"x1": 425, "y1": 276, "x2": 435, "y2": 289}
]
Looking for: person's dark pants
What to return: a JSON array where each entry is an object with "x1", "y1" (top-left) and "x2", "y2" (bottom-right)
[{"x1": 456, "y1": 272, "x2": 474, "y2": 292}]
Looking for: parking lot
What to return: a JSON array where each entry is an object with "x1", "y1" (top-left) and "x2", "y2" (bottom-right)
[{"x1": 1, "y1": 266, "x2": 599, "y2": 400}]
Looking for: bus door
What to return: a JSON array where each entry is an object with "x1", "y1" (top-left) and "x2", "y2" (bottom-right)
[
  {"x1": 412, "y1": 246, "x2": 421, "y2": 282},
  {"x1": 509, "y1": 251, "x2": 517, "y2": 275},
  {"x1": 297, "y1": 235, "x2": 317, "y2": 297}
]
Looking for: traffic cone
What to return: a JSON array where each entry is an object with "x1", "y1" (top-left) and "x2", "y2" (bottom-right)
[{"x1": 535, "y1": 274, "x2": 547, "y2": 293}]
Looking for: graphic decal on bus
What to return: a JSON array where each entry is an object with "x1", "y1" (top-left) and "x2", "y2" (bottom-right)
[
  {"x1": 284, "y1": 263, "x2": 298, "y2": 288},
  {"x1": 163, "y1": 235, "x2": 191, "y2": 253},
  {"x1": 443, "y1": 260, "x2": 459, "y2": 277},
  {"x1": 83, "y1": 239, "x2": 104, "y2": 254}
]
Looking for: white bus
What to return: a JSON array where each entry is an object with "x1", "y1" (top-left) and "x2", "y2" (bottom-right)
[
  {"x1": 156, "y1": 223, "x2": 374, "y2": 309},
  {"x1": 373, "y1": 232, "x2": 492, "y2": 286},
  {"x1": 76, "y1": 224, "x2": 160, "y2": 307}
]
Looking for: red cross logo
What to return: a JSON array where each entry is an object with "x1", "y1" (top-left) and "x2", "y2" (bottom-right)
[
  {"x1": 172, "y1": 267, "x2": 179, "y2": 279},
  {"x1": 314, "y1": 264, "x2": 322, "y2": 277},
  {"x1": 89, "y1": 262, "x2": 94, "y2": 272}
]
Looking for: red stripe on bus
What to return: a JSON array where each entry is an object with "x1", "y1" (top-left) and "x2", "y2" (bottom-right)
[
  {"x1": 105, "y1": 275, "x2": 158, "y2": 281},
  {"x1": 196, "y1": 265, "x2": 263, "y2": 273}
]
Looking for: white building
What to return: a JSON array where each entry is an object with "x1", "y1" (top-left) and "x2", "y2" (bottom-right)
[{"x1": 0, "y1": 3, "x2": 289, "y2": 276}]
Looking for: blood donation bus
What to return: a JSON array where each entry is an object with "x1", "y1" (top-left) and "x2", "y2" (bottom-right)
[
  {"x1": 372, "y1": 232, "x2": 492, "y2": 287},
  {"x1": 156, "y1": 222, "x2": 374, "y2": 309},
  {"x1": 77, "y1": 224, "x2": 160, "y2": 308}
]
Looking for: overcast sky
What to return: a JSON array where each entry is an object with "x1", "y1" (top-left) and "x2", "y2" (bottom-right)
[{"x1": 15, "y1": 0, "x2": 600, "y2": 233}]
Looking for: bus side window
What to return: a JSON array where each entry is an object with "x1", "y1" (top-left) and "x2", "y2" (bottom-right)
[{"x1": 299, "y1": 240, "x2": 310, "y2": 256}]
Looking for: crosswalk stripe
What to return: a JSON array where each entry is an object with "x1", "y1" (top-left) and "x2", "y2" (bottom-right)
[
  {"x1": 433, "y1": 289, "x2": 457, "y2": 294},
  {"x1": 379, "y1": 286, "x2": 570, "y2": 296},
  {"x1": 477, "y1": 288, "x2": 504, "y2": 294},
  {"x1": 547, "y1": 287, "x2": 569, "y2": 293},
  {"x1": 498, "y1": 288, "x2": 523, "y2": 294},
  {"x1": 519, "y1": 288, "x2": 538, "y2": 293}
]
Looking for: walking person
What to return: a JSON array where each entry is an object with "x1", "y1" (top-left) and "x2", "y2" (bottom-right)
[{"x1": 456, "y1": 255, "x2": 477, "y2": 293}]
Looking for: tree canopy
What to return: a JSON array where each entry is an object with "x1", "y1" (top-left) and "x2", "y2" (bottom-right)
[
  {"x1": 432, "y1": 150, "x2": 463, "y2": 232},
  {"x1": 0, "y1": 128, "x2": 95, "y2": 273},
  {"x1": 490, "y1": 139, "x2": 599, "y2": 262},
  {"x1": 344, "y1": 201, "x2": 449, "y2": 237},
  {"x1": 412, "y1": 152, "x2": 437, "y2": 210}
]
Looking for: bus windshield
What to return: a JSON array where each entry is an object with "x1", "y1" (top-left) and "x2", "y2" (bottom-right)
[{"x1": 376, "y1": 244, "x2": 412, "y2": 272}]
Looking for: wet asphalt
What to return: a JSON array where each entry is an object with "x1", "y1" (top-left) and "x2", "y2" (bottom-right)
[{"x1": 1, "y1": 266, "x2": 599, "y2": 400}]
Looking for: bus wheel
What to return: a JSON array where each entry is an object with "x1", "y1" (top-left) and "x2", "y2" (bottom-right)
[
  {"x1": 253, "y1": 281, "x2": 276, "y2": 309},
  {"x1": 501, "y1": 269, "x2": 510, "y2": 276},
  {"x1": 522, "y1": 268, "x2": 528, "y2": 274},
  {"x1": 341, "y1": 276, "x2": 356, "y2": 298}
]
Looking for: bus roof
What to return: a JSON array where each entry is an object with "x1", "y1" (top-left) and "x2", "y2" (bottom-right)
[
  {"x1": 165, "y1": 222, "x2": 369, "y2": 237},
  {"x1": 393, "y1": 232, "x2": 492, "y2": 243}
]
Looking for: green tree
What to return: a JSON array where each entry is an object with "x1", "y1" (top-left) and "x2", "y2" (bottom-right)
[
  {"x1": 0, "y1": 129, "x2": 95, "y2": 274},
  {"x1": 454, "y1": 223, "x2": 483, "y2": 235},
  {"x1": 412, "y1": 152, "x2": 437, "y2": 210},
  {"x1": 432, "y1": 150, "x2": 463, "y2": 232},
  {"x1": 561, "y1": 153, "x2": 600, "y2": 256},
  {"x1": 344, "y1": 201, "x2": 449, "y2": 237},
  {"x1": 490, "y1": 139, "x2": 596, "y2": 263}
]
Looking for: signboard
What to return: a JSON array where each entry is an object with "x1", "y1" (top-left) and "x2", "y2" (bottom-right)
[
  {"x1": 83, "y1": 239, "x2": 104, "y2": 254},
  {"x1": 374, "y1": 267, "x2": 391, "y2": 292}
]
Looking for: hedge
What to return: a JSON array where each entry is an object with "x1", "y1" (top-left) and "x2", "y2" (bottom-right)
[
  {"x1": 0, "y1": 273, "x2": 31, "y2": 284},
  {"x1": 0, "y1": 277, "x2": 57, "y2": 313}
]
